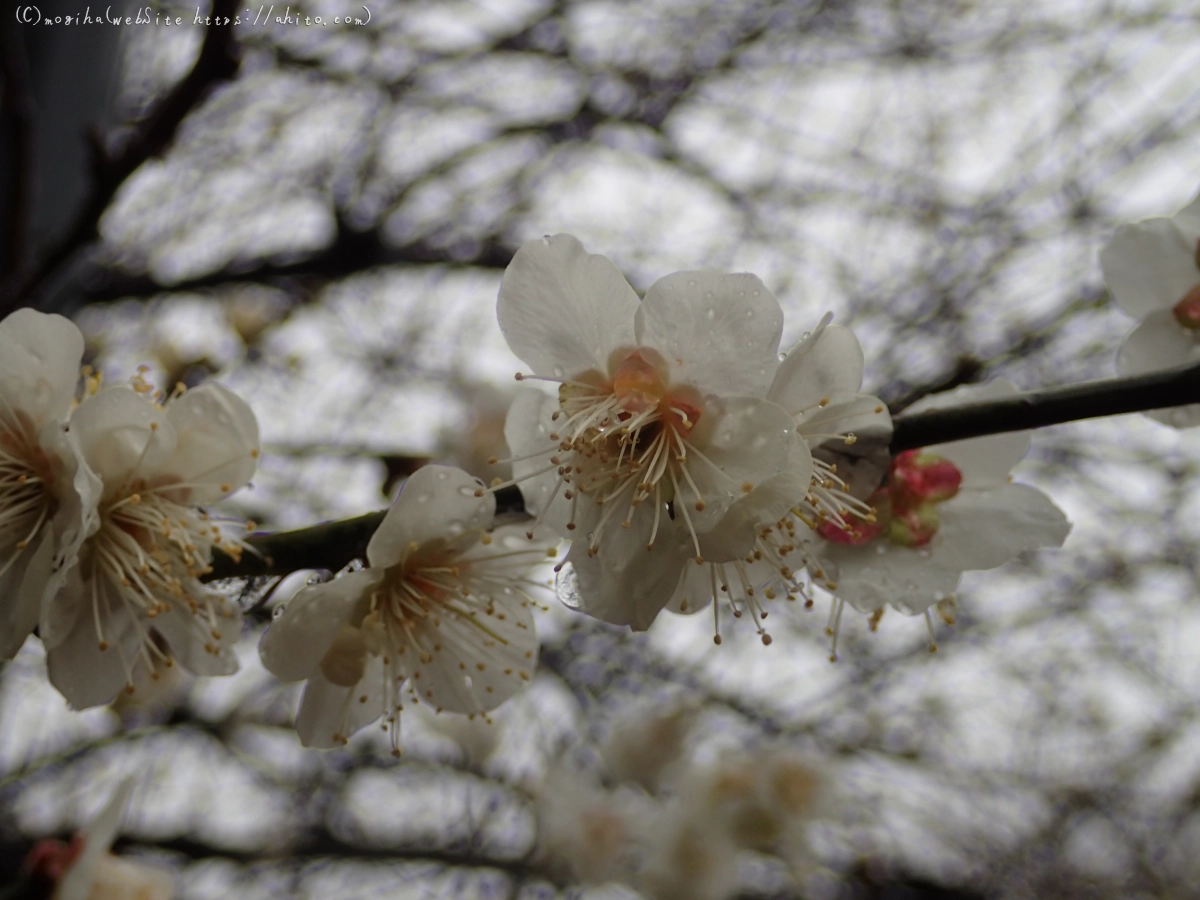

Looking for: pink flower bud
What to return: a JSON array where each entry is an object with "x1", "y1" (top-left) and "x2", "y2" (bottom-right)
[
  {"x1": 1173, "y1": 283, "x2": 1200, "y2": 331},
  {"x1": 887, "y1": 502, "x2": 940, "y2": 547},
  {"x1": 890, "y1": 450, "x2": 962, "y2": 506}
]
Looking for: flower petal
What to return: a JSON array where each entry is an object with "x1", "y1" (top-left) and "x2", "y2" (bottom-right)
[
  {"x1": 497, "y1": 234, "x2": 640, "y2": 378},
  {"x1": 907, "y1": 380, "x2": 1031, "y2": 487},
  {"x1": 677, "y1": 397, "x2": 799, "y2": 535},
  {"x1": 398, "y1": 572, "x2": 540, "y2": 715},
  {"x1": 1116, "y1": 309, "x2": 1200, "y2": 428},
  {"x1": 258, "y1": 569, "x2": 381, "y2": 682},
  {"x1": 932, "y1": 484, "x2": 1070, "y2": 571},
  {"x1": 58, "y1": 778, "x2": 136, "y2": 900},
  {"x1": 71, "y1": 388, "x2": 176, "y2": 496},
  {"x1": 0, "y1": 528, "x2": 54, "y2": 659},
  {"x1": 46, "y1": 591, "x2": 142, "y2": 709},
  {"x1": 821, "y1": 542, "x2": 962, "y2": 616},
  {"x1": 1100, "y1": 214, "x2": 1200, "y2": 320},
  {"x1": 0, "y1": 309, "x2": 83, "y2": 428},
  {"x1": 503, "y1": 388, "x2": 576, "y2": 536},
  {"x1": 163, "y1": 383, "x2": 260, "y2": 503},
  {"x1": 793, "y1": 392, "x2": 892, "y2": 449},
  {"x1": 295, "y1": 657, "x2": 387, "y2": 749},
  {"x1": 638, "y1": 271, "x2": 783, "y2": 398},
  {"x1": 367, "y1": 466, "x2": 496, "y2": 568},
  {"x1": 769, "y1": 322, "x2": 867, "y2": 414},
  {"x1": 152, "y1": 597, "x2": 241, "y2": 677},
  {"x1": 567, "y1": 514, "x2": 689, "y2": 631}
]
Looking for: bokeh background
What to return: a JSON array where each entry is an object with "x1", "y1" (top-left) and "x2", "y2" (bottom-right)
[{"x1": 3, "y1": 1, "x2": 1200, "y2": 897}]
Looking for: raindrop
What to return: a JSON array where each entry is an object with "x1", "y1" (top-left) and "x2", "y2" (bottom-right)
[
  {"x1": 706, "y1": 309, "x2": 716, "y2": 320},
  {"x1": 272, "y1": 604, "x2": 287, "y2": 620},
  {"x1": 586, "y1": 532, "x2": 595, "y2": 542},
  {"x1": 556, "y1": 562, "x2": 585, "y2": 610},
  {"x1": 688, "y1": 279, "x2": 697, "y2": 286},
  {"x1": 704, "y1": 290, "x2": 713, "y2": 299},
  {"x1": 746, "y1": 309, "x2": 754, "y2": 318},
  {"x1": 417, "y1": 493, "x2": 431, "y2": 503},
  {"x1": 458, "y1": 486, "x2": 478, "y2": 497},
  {"x1": 875, "y1": 544, "x2": 887, "y2": 554},
  {"x1": 436, "y1": 471, "x2": 448, "y2": 480},
  {"x1": 553, "y1": 366, "x2": 565, "y2": 378}
]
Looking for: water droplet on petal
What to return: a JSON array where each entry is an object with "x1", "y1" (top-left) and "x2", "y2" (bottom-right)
[
  {"x1": 555, "y1": 563, "x2": 585, "y2": 611},
  {"x1": 553, "y1": 366, "x2": 565, "y2": 378},
  {"x1": 272, "y1": 604, "x2": 287, "y2": 620},
  {"x1": 706, "y1": 309, "x2": 716, "y2": 320},
  {"x1": 436, "y1": 471, "x2": 448, "y2": 480},
  {"x1": 458, "y1": 486, "x2": 477, "y2": 497},
  {"x1": 688, "y1": 279, "x2": 697, "y2": 286}
]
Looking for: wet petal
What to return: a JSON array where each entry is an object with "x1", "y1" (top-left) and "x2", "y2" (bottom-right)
[
  {"x1": 1117, "y1": 313, "x2": 1200, "y2": 427},
  {"x1": 152, "y1": 596, "x2": 242, "y2": 677},
  {"x1": 503, "y1": 388, "x2": 576, "y2": 537},
  {"x1": 259, "y1": 569, "x2": 380, "y2": 682},
  {"x1": 295, "y1": 656, "x2": 387, "y2": 749},
  {"x1": 71, "y1": 388, "x2": 176, "y2": 496},
  {"x1": 638, "y1": 271, "x2": 783, "y2": 397},
  {"x1": 793, "y1": 393, "x2": 892, "y2": 449},
  {"x1": 498, "y1": 234, "x2": 639, "y2": 378},
  {"x1": 821, "y1": 542, "x2": 961, "y2": 616},
  {"x1": 0, "y1": 527, "x2": 55, "y2": 659},
  {"x1": 769, "y1": 322, "x2": 866, "y2": 414},
  {"x1": 0, "y1": 309, "x2": 84, "y2": 429},
  {"x1": 368, "y1": 466, "x2": 496, "y2": 568},
  {"x1": 45, "y1": 593, "x2": 142, "y2": 709}
]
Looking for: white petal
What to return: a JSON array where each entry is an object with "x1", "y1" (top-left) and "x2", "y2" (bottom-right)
[
  {"x1": 1116, "y1": 310, "x2": 1200, "y2": 428},
  {"x1": 638, "y1": 271, "x2": 783, "y2": 397},
  {"x1": 932, "y1": 484, "x2": 1070, "y2": 570},
  {"x1": 367, "y1": 466, "x2": 495, "y2": 568},
  {"x1": 907, "y1": 379, "x2": 1031, "y2": 486},
  {"x1": 152, "y1": 597, "x2": 241, "y2": 677},
  {"x1": 0, "y1": 527, "x2": 55, "y2": 659},
  {"x1": 793, "y1": 392, "x2": 892, "y2": 448},
  {"x1": 295, "y1": 658, "x2": 387, "y2": 748},
  {"x1": 1100, "y1": 215, "x2": 1200, "y2": 320},
  {"x1": 45, "y1": 594, "x2": 142, "y2": 709},
  {"x1": 163, "y1": 383, "x2": 260, "y2": 503},
  {"x1": 769, "y1": 323, "x2": 866, "y2": 413},
  {"x1": 678, "y1": 397, "x2": 799, "y2": 535},
  {"x1": 568, "y1": 525, "x2": 689, "y2": 631},
  {"x1": 503, "y1": 388, "x2": 576, "y2": 536},
  {"x1": 696, "y1": 438, "x2": 812, "y2": 563},
  {"x1": 0, "y1": 309, "x2": 83, "y2": 428},
  {"x1": 821, "y1": 542, "x2": 961, "y2": 616},
  {"x1": 458, "y1": 522, "x2": 560, "y2": 577},
  {"x1": 71, "y1": 388, "x2": 176, "y2": 496},
  {"x1": 399, "y1": 576, "x2": 540, "y2": 714},
  {"x1": 497, "y1": 234, "x2": 640, "y2": 378},
  {"x1": 258, "y1": 569, "x2": 380, "y2": 682}
]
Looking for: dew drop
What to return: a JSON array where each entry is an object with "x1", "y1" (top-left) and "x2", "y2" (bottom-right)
[
  {"x1": 688, "y1": 279, "x2": 697, "y2": 286},
  {"x1": 436, "y1": 471, "x2": 448, "y2": 480},
  {"x1": 875, "y1": 544, "x2": 886, "y2": 554},
  {"x1": 704, "y1": 290, "x2": 713, "y2": 299},
  {"x1": 553, "y1": 366, "x2": 565, "y2": 378},
  {"x1": 706, "y1": 309, "x2": 716, "y2": 320},
  {"x1": 272, "y1": 604, "x2": 287, "y2": 620},
  {"x1": 555, "y1": 562, "x2": 585, "y2": 611},
  {"x1": 745, "y1": 309, "x2": 754, "y2": 318},
  {"x1": 417, "y1": 493, "x2": 431, "y2": 503},
  {"x1": 458, "y1": 486, "x2": 478, "y2": 497}
]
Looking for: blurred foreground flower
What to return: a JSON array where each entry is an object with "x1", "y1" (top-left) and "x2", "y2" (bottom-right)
[
  {"x1": 24, "y1": 778, "x2": 172, "y2": 900},
  {"x1": 499, "y1": 233, "x2": 808, "y2": 630},
  {"x1": 814, "y1": 379, "x2": 1070, "y2": 655},
  {"x1": 0, "y1": 309, "x2": 100, "y2": 660},
  {"x1": 259, "y1": 465, "x2": 555, "y2": 751},
  {"x1": 1100, "y1": 186, "x2": 1200, "y2": 428},
  {"x1": 41, "y1": 377, "x2": 260, "y2": 708}
]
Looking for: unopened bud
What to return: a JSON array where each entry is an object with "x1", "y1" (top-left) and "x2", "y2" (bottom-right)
[
  {"x1": 1173, "y1": 283, "x2": 1200, "y2": 331},
  {"x1": 887, "y1": 502, "x2": 940, "y2": 547}
]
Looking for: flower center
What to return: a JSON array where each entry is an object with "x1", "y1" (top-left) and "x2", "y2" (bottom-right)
[
  {"x1": 509, "y1": 348, "x2": 718, "y2": 563},
  {"x1": 0, "y1": 410, "x2": 57, "y2": 576},
  {"x1": 87, "y1": 480, "x2": 243, "y2": 676}
]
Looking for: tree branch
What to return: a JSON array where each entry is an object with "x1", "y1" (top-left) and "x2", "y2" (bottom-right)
[
  {"x1": 0, "y1": 0, "x2": 240, "y2": 314},
  {"x1": 205, "y1": 361, "x2": 1200, "y2": 583}
]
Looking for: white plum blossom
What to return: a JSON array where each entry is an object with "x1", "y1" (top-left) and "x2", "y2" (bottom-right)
[
  {"x1": 0, "y1": 309, "x2": 100, "y2": 660},
  {"x1": 668, "y1": 315, "x2": 891, "y2": 645},
  {"x1": 259, "y1": 465, "x2": 555, "y2": 751},
  {"x1": 1100, "y1": 186, "x2": 1200, "y2": 428},
  {"x1": 812, "y1": 379, "x2": 1070, "y2": 655},
  {"x1": 25, "y1": 778, "x2": 173, "y2": 900},
  {"x1": 498, "y1": 234, "x2": 809, "y2": 631},
  {"x1": 41, "y1": 376, "x2": 260, "y2": 708}
]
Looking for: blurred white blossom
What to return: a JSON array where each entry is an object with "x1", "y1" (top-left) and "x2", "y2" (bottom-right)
[{"x1": 1100, "y1": 185, "x2": 1200, "y2": 428}]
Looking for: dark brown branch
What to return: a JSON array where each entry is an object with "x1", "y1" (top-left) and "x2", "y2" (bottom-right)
[
  {"x1": 1, "y1": 0, "x2": 240, "y2": 314},
  {"x1": 205, "y1": 362, "x2": 1200, "y2": 583}
]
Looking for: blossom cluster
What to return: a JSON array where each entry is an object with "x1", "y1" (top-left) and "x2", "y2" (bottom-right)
[
  {"x1": 496, "y1": 234, "x2": 1070, "y2": 651},
  {"x1": 0, "y1": 310, "x2": 259, "y2": 709}
]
